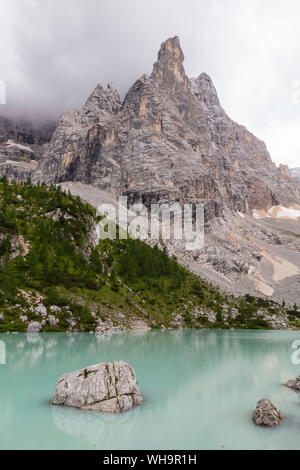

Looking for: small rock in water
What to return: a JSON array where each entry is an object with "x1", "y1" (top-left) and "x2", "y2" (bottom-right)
[
  {"x1": 51, "y1": 361, "x2": 143, "y2": 413},
  {"x1": 283, "y1": 376, "x2": 300, "y2": 391},
  {"x1": 253, "y1": 399, "x2": 284, "y2": 427}
]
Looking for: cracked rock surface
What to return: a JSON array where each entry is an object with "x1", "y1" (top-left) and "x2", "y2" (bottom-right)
[
  {"x1": 51, "y1": 361, "x2": 143, "y2": 413},
  {"x1": 0, "y1": 116, "x2": 56, "y2": 180},
  {"x1": 253, "y1": 399, "x2": 284, "y2": 427}
]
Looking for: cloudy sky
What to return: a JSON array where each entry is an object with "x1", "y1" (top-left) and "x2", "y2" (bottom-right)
[{"x1": 0, "y1": 0, "x2": 299, "y2": 168}]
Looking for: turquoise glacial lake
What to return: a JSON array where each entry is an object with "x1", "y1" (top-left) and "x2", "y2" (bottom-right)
[{"x1": 0, "y1": 330, "x2": 300, "y2": 450}]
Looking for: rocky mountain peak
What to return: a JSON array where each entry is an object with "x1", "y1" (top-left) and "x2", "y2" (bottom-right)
[
  {"x1": 2, "y1": 36, "x2": 300, "y2": 304},
  {"x1": 83, "y1": 83, "x2": 121, "y2": 115},
  {"x1": 151, "y1": 36, "x2": 189, "y2": 89},
  {"x1": 190, "y1": 73, "x2": 220, "y2": 108},
  {"x1": 6, "y1": 35, "x2": 299, "y2": 221},
  {"x1": 106, "y1": 83, "x2": 122, "y2": 114},
  {"x1": 278, "y1": 163, "x2": 291, "y2": 179}
]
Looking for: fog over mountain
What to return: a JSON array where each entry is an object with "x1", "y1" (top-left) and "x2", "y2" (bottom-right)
[{"x1": 0, "y1": 0, "x2": 300, "y2": 167}]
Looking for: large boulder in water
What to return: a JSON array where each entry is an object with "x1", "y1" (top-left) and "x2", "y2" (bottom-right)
[
  {"x1": 50, "y1": 361, "x2": 143, "y2": 413},
  {"x1": 283, "y1": 376, "x2": 300, "y2": 391},
  {"x1": 253, "y1": 399, "x2": 284, "y2": 427}
]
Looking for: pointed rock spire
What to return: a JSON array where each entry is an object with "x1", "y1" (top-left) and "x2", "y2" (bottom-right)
[
  {"x1": 84, "y1": 83, "x2": 108, "y2": 109},
  {"x1": 151, "y1": 36, "x2": 189, "y2": 88}
]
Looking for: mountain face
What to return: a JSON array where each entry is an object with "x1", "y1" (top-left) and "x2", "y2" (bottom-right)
[
  {"x1": 1, "y1": 36, "x2": 300, "y2": 305},
  {"x1": 0, "y1": 116, "x2": 55, "y2": 145},
  {"x1": 291, "y1": 167, "x2": 300, "y2": 182},
  {"x1": 0, "y1": 116, "x2": 56, "y2": 180},
  {"x1": 33, "y1": 36, "x2": 299, "y2": 222}
]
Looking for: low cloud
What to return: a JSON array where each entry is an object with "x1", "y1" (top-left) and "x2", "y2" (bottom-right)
[{"x1": 0, "y1": 0, "x2": 299, "y2": 167}]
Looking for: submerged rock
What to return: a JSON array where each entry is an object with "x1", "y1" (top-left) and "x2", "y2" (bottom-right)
[
  {"x1": 51, "y1": 361, "x2": 143, "y2": 413},
  {"x1": 283, "y1": 376, "x2": 300, "y2": 391},
  {"x1": 253, "y1": 399, "x2": 284, "y2": 427}
]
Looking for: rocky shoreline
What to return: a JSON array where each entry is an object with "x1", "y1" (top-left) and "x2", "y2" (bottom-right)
[{"x1": 0, "y1": 296, "x2": 298, "y2": 333}]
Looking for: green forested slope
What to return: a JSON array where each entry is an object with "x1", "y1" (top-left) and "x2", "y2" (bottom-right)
[{"x1": 0, "y1": 178, "x2": 298, "y2": 332}]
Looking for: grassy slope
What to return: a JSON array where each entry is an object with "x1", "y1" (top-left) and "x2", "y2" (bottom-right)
[{"x1": 0, "y1": 178, "x2": 299, "y2": 332}]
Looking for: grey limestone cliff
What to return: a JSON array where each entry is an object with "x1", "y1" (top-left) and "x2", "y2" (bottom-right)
[
  {"x1": 0, "y1": 116, "x2": 55, "y2": 181},
  {"x1": 32, "y1": 36, "x2": 299, "y2": 223}
]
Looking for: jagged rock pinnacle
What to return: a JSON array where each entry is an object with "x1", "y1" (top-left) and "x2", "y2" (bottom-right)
[
  {"x1": 84, "y1": 83, "x2": 121, "y2": 115},
  {"x1": 151, "y1": 36, "x2": 188, "y2": 88},
  {"x1": 31, "y1": 34, "x2": 299, "y2": 216},
  {"x1": 2, "y1": 35, "x2": 300, "y2": 305}
]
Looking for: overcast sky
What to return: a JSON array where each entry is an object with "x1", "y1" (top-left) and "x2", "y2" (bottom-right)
[{"x1": 0, "y1": 0, "x2": 299, "y2": 168}]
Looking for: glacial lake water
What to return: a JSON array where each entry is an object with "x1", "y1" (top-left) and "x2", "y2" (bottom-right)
[{"x1": 0, "y1": 330, "x2": 300, "y2": 450}]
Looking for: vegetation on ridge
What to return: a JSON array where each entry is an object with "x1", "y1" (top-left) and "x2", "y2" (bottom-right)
[{"x1": 0, "y1": 178, "x2": 299, "y2": 333}]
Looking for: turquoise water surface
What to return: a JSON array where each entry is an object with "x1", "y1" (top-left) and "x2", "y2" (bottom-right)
[{"x1": 0, "y1": 330, "x2": 300, "y2": 450}]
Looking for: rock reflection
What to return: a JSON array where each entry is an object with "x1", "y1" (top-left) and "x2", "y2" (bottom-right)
[{"x1": 52, "y1": 404, "x2": 140, "y2": 448}]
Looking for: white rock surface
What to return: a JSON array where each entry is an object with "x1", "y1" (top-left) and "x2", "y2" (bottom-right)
[
  {"x1": 48, "y1": 315, "x2": 59, "y2": 327},
  {"x1": 35, "y1": 304, "x2": 47, "y2": 317},
  {"x1": 26, "y1": 321, "x2": 42, "y2": 333},
  {"x1": 51, "y1": 361, "x2": 143, "y2": 413},
  {"x1": 50, "y1": 306, "x2": 61, "y2": 314}
]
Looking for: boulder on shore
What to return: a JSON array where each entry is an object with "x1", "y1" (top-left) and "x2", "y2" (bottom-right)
[
  {"x1": 283, "y1": 376, "x2": 300, "y2": 391},
  {"x1": 51, "y1": 361, "x2": 143, "y2": 413},
  {"x1": 253, "y1": 399, "x2": 284, "y2": 427},
  {"x1": 26, "y1": 321, "x2": 42, "y2": 333}
]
